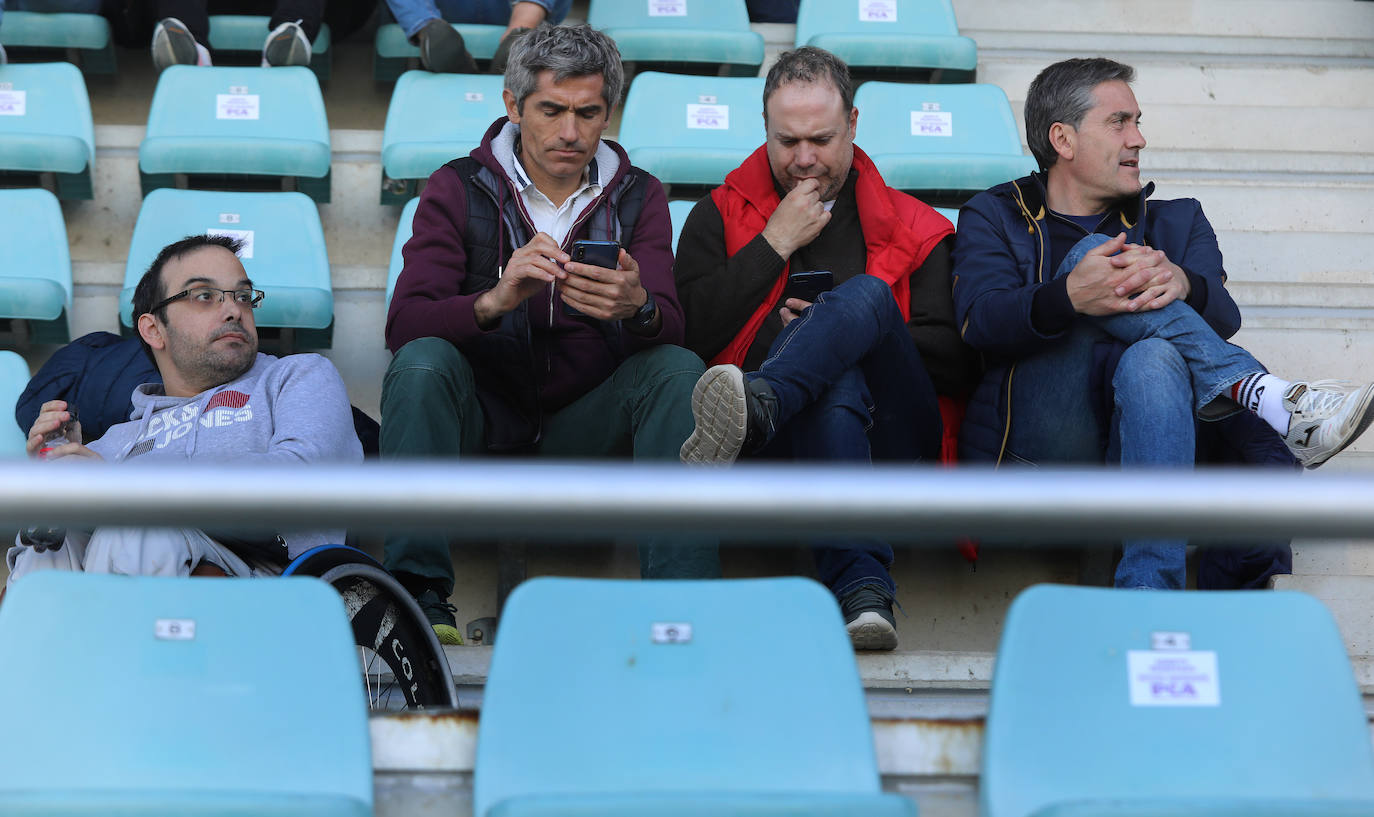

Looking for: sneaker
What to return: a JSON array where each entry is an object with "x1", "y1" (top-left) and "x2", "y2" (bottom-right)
[
  {"x1": 1282, "y1": 380, "x2": 1374, "y2": 469},
  {"x1": 413, "y1": 587, "x2": 464, "y2": 646},
  {"x1": 417, "y1": 18, "x2": 476, "y2": 74},
  {"x1": 0, "y1": 44, "x2": 8, "y2": 68},
  {"x1": 262, "y1": 19, "x2": 312, "y2": 67},
  {"x1": 151, "y1": 17, "x2": 202, "y2": 71},
  {"x1": 680, "y1": 364, "x2": 778, "y2": 464},
  {"x1": 489, "y1": 26, "x2": 531, "y2": 74},
  {"x1": 840, "y1": 585, "x2": 898, "y2": 651}
]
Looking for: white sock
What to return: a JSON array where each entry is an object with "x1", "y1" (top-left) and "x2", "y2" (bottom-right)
[{"x1": 1234, "y1": 372, "x2": 1292, "y2": 435}]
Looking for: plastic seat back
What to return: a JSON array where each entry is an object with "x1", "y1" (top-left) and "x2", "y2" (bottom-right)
[
  {"x1": 0, "y1": 350, "x2": 30, "y2": 457},
  {"x1": 0, "y1": 11, "x2": 115, "y2": 74},
  {"x1": 983, "y1": 584, "x2": 1374, "y2": 817},
  {"x1": 854, "y1": 82, "x2": 1037, "y2": 194},
  {"x1": 588, "y1": 0, "x2": 764, "y2": 73},
  {"x1": 0, "y1": 572, "x2": 372, "y2": 816},
  {"x1": 386, "y1": 195, "x2": 421, "y2": 310},
  {"x1": 0, "y1": 188, "x2": 72, "y2": 342},
  {"x1": 373, "y1": 22, "x2": 504, "y2": 82},
  {"x1": 0, "y1": 62, "x2": 95, "y2": 198},
  {"x1": 475, "y1": 577, "x2": 915, "y2": 817},
  {"x1": 206, "y1": 15, "x2": 332, "y2": 83},
  {"x1": 668, "y1": 198, "x2": 697, "y2": 253},
  {"x1": 120, "y1": 189, "x2": 333, "y2": 342},
  {"x1": 795, "y1": 0, "x2": 976, "y2": 76},
  {"x1": 618, "y1": 72, "x2": 765, "y2": 189},
  {"x1": 380, "y1": 71, "x2": 506, "y2": 202},
  {"x1": 139, "y1": 65, "x2": 331, "y2": 201}
]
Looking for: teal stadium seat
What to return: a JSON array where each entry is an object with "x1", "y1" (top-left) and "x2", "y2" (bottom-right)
[
  {"x1": 139, "y1": 65, "x2": 331, "y2": 202},
  {"x1": 617, "y1": 72, "x2": 765, "y2": 191},
  {"x1": 373, "y1": 22, "x2": 504, "y2": 82},
  {"x1": 668, "y1": 198, "x2": 695, "y2": 253},
  {"x1": 121, "y1": 189, "x2": 334, "y2": 348},
  {"x1": 0, "y1": 188, "x2": 72, "y2": 343},
  {"x1": 934, "y1": 206, "x2": 959, "y2": 226},
  {"x1": 0, "y1": 572, "x2": 372, "y2": 816},
  {"x1": 0, "y1": 351, "x2": 29, "y2": 457},
  {"x1": 588, "y1": 0, "x2": 764, "y2": 76},
  {"x1": 206, "y1": 15, "x2": 333, "y2": 84},
  {"x1": 0, "y1": 11, "x2": 115, "y2": 73},
  {"x1": 475, "y1": 577, "x2": 916, "y2": 817},
  {"x1": 853, "y1": 82, "x2": 1037, "y2": 197},
  {"x1": 0, "y1": 62, "x2": 95, "y2": 199},
  {"x1": 983, "y1": 585, "x2": 1374, "y2": 817},
  {"x1": 386, "y1": 195, "x2": 421, "y2": 310},
  {"x1": 795, "y1": 0, "x2": 976, "y2": 80},
  {"x1": 380, "y1": 71, "x2": 507, "y2": 204}
]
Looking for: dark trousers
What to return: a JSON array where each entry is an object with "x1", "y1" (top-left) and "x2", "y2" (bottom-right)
[
  {"x1": 153, "y1": 0, "x2": 323, "y2": 43},
  {"x1": 379, "y1": 338, "x2": 719, "y2": 597}
]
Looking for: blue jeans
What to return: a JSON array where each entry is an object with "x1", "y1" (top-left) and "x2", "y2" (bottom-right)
[
  {"x1": 750, "y1": 274, "x2": 943, "y2": 599},
  {"x1": 1009, "y1": 233, "x2": 1263, "y2": 589},
  {"x1": 385, "y1": 0, "x2": 571, "y2": 37}
]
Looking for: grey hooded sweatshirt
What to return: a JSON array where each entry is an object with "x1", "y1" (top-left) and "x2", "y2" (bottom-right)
[{"x1": 86, "y1": 352, "x2": 363, "y2": 559}]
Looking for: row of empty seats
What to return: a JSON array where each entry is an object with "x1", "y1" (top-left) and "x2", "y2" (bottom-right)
[
  {"x1": 2, "y1": 572, "x2": 1370, "y2": 815},
  {"x1": 4, "y1": 0, "x2": 978, "y2": 82}
]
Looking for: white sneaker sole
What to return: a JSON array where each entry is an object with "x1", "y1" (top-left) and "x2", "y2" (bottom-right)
[
  {"x1": 1303, "y1": 382, "x2": 1374, "y2": 469},
  {"x1": 847, "y1": 612, "x2": 898, "y2": 651},
  {"x1": 680, "y1": 365, "x2": 747, "y2": 464}
]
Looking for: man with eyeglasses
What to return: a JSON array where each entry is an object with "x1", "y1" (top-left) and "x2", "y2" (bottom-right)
[{"x1": 7, "y1": 234, "x2": 362, "y2": 586}]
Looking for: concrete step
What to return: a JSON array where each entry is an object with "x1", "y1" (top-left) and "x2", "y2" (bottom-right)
[
  {"x1": 954, "y1": 0, "x2": 1374, "y2": 60},
  {"x1": 1273, "y1": 574, "x2": 1374, "y2": 658}
]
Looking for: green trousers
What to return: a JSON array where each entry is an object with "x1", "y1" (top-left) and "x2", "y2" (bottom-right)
[{"x1": 380, "y1": 337, "x2": 721, "y2": 594}]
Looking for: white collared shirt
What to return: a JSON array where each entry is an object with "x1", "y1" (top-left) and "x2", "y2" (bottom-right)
[{"x1": 508, "y1": 155, "x2": 603, "y2": 245}]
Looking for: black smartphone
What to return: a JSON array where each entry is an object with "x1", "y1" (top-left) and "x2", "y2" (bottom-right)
[
  {"x1": 784, "y1": 270, "x2": 833, "y2": 304},
  {"x1": 564, "y1": 240, "x2": 620, "y2": 317}
]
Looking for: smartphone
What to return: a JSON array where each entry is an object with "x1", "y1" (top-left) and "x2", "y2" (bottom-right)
[
  {"x1": 784, "y1": 270, "x2": 833, "y2": 305},
  {"x1": 564, "y1": 240, "x2": 620, "y2": 317}
]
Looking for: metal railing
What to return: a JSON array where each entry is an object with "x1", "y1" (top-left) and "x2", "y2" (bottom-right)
[{"x1": 2, "y1": 460, "x2": 1371, "y2": 543}]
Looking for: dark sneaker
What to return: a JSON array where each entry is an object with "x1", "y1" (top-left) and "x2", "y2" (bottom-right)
[
  {"x1": 262, "y1": 19, "x2": 312, "y2": 67},
  {"x1": 680, "y1": 364, "x2": 779, "y2": 464},
  {"x1": 840, "y1": 585, "x2": 897, "y2": 651},
  {"x1": 413, "y1": 587, "x2": 464, "y2": 646},
  {"x1": 489, "y1": 26, "x2": 531, "y2": 74},
  {"x1": 417, "y1": 18, "x2": 476, "y2": 73},
  {"x1": 151, "y1": 17, "x2": 200, "y2": 71}
]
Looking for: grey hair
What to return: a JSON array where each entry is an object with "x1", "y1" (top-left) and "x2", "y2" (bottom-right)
[
  {"x1": 503, "y1": 24, "x2": 624, "y2": 115},
  {"x1": 762, "y1": 46, "x2": 854, "y2": 121},
  {"x1": 1025, "y1": 58, "x2": 1135, "y2": 170}
]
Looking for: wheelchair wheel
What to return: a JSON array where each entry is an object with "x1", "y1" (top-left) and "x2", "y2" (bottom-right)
[{"x1": 284, "y1": 546, "x2": 459, "y2": 711}]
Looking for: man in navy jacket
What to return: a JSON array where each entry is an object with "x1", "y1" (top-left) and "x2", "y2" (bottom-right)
[{"x1": 952, "y1": 58, "x2": 1374, "y2": 589}]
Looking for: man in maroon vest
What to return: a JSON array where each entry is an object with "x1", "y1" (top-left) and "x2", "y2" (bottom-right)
[{"x1": 673, "y1": 47, "x2": 974, "y2": 650}]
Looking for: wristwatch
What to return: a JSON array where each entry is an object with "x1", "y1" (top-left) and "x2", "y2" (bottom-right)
[{"x1": 625, "y1": 290, "x2": 658, "y2": 332}]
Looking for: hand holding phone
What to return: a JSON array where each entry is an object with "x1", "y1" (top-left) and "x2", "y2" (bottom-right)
[
  {"x1": 563, "y1": 240, "x2": 621, "y2": 317},
  {"x1": 784, "y1": 270, "x2": 833, "y2": 305}
]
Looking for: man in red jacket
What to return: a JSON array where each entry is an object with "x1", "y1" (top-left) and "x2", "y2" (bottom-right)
[
  {"x1": 383, "y1": 24, "x2": 714, "y2": 645},
  {"x1": 674, "y1": 47, "x2": 975, "y2": 650}
]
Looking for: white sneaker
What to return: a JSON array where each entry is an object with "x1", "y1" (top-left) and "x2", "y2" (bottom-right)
[
  {"x1": 262, "y1": 19, "x2": 312, "y2": 67},
  {"x1": 0, "y1": 43, "x2": 8, "y2": 68},
  {"x1": 680, "y1": 364, "x2": 748, "y2": 464},
  {"x1": 151, "y1": 17, "x2": 206, "y2": 71},
  {"x1": 1282, "y1": 380, "x2": 1374, "y2": 469}
]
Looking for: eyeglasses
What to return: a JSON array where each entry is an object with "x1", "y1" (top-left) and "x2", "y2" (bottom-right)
[{"x1": 151, "y1": 286, "x2": 265, "y2": 313}]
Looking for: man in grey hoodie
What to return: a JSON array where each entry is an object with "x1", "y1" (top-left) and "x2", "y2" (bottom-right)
[{"x1": 7, "y1": 234, "x2": 363, "y2": 585}]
